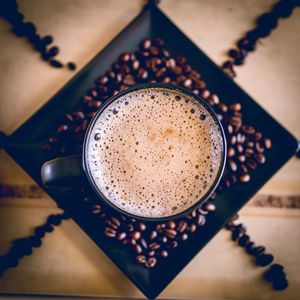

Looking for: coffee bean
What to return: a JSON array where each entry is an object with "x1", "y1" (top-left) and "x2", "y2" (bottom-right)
[
  {"x1": 148, "y1": 250, "x2": 155, "y2": 257},
  {"x1": 177, "y1": 221, "x2": 188, "y2": 232},
  {"x1": 167, "y1": 220, "x2": 176, "y2": 229},
  {"x1": 130, "y1": 231, "x2": 141, "y2": 240},
  {"x1": 229, "y1": 159, "x2": 237, "y2": 172},
  {"x1": 67, "y1": 62, "x2": 76, "y2": 71},
  {"x1": 117, "y1": 232, "x2": 126, "y2": 241},
  {"x1": 140, "y1": 238, "x2": 148, "y2": 249},
  {"x1": 262, "y1": 138, "x2": 271, "y2": 149},
  {"x1": 240, "y1": 173, "x2": 250, "y2": 183},
  {"x1": 272, "y1": 278, "x2": 288, "y2": 291},
  {"x1": 105, "y1": 220, "x2": 118, "y2": 230},
  {"x1": 245, "y1": 241, "x2": 256, "y2": 254},
  {"x1": 149, "y1": 46, "x2": 160, "y2": 56},
  {"x1": 228, "y1": 147, "x2": 235, "y2": 158},
  {"x1": 138, "y1": 223, "x2": 146, "y2": 231},
  {"x1": 40, "y1": 35, "x2": 53, "y2": 46},
  {"x1": 196, "y1": 214, "x2": 206, "y2": 226},
  {"x1": 169, "y1": 240, "x2": 178, "y2": 248},
  {"x1": 149, "y1": 230, "x2": 157, "y2": 240},
  {"x1": 136, "y1": 255, "x2": 146, "y2": 264},
  {"x1": 256, "y1": 253, "x2": 274, "y2": 266},
  {"x1": 104, "y1": 227, "x2": 116, "y2": 238},
  {"x1": 160, "y1": 236, "x2": 168, "y2": 244},
  {"x1": 229, "y1": 103, "x2": 241, "y2": 111},
  {"x1": 188, "y1": 224, "x2": 197, "y2": 233},
  {"x1": 165, "y1": 229, "x2": 177, "y2": 239},
  {"x1": 140, "y1": 39, "x2": 151, "y2": 50},
  {"x1": 238, "y1": 234, "x2": 250, "y2": 246},
  {"x1": 126, "y1": 224, "x2": 134, "y2": 232},
  {"x1": 145, "y1": 257, "x2": 157, "y2": 268},
  {"x1": 252, "y1": 246, "x2": 266, "y2": 257},
  {"x1": 119, "y1": 52, "x2": 131, "y2": 62},
  {"x1": 205, "y1": 202, "x2": 216, "y2": 212},
  {"x1": 158, "y1": 250, "x2": 168, "y2": 258},
  {"x1": 231, "y1": 228, "x2": 241, "y2": 241},
  {"x1": 238, "y1": 155, "x2": 246, "y2": 162},
  {"x1": 49, "y1": 59, "x2": 63, "y2": 68},
  {"x1": 149, "y1": 242, "x2": 160, "y2": 250},
  {"x1": 134, "y1": 244, "x2": 143, "y2": 254},
  {"x1": 181, "y1": 233, "x2": 189, "y2": 241},
  {"x1": 255, "y1": 153, "x2": 266, "y2": 164}
]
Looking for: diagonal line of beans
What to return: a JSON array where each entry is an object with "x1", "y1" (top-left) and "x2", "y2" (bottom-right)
[{"x1": 1, "y1": 0, "x2": 299, "y2": 291}]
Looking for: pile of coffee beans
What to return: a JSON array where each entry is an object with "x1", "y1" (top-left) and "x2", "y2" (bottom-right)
[
  {"x1": 222, "y1": 0, "x2": 299, "y2": 77},
  {"x1": 0, "y1": 212, "x2": 70, "y2": 276},
  {"x1": 0, "y1": 0, "x2": 76, "y2": 70}
]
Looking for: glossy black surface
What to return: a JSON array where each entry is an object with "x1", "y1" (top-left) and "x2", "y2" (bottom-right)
[{"x1": 3, "y1": 5, "x2": 297, "y2": 299}]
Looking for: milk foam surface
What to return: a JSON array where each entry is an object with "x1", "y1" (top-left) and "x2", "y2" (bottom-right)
[{"x1": 86, "y1": 87, "x2": 224, "y2": 218}]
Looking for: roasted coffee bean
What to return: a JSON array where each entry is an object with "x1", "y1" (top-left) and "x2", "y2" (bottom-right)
[
  {"x1": 136, "y1": 255, "x2": 146, "y2": 264},
  {"x1": 111, "y1": 217, "x2": 121, "y2": 227},
  {"x1": 117, "y1": 232, "x2": 126, "y2": 241},
  {"x1": 238, "y1": 234, "x2": 250, "y2": 246},
  {"x1": 205, "y1": 202, "x2": 216, "y2": 212},
  {"x1": 167, "y1": 220, "x2": 176, "y2": 229},
  {"x1": 134, "y1": 244, "x2": 143, "y2": 254},
  {"x1": 148, "y1": 250, "x2": 155, "y2": 257},
  {"x1": 196, "y1": 214, "x2": 206, "y2": 226},
  {"x1": 130, "y1": 231, "x2": 141, "y2": 240},
  {"x1": 188, "y1": 224, "x2": 197, "y2": 233},
  {"x1": 160, "y1": 236, "x2": 168, "y2": 244},
  {"x1": 158, "y1": 250, "x2": 168, "y2": 258},
  {"x1": 229, "y1": 103, "x2": 241, "y2": 111},
  {"x1": 149, "y1": 230, "x2": 157, "y2": 240},
  {"x1": 255, "y1": 153, "x2": 266, "y2": 164},
  {"x1": 149, "y1": 242, "x2": 160, "y2": 250},
  {"x1": 119, "y1": 52, "x2": 131, "y2": 62},
  {"x1": 57, "y1": 124, "x2": 68, "y2": 133},
  {"x1": 231, "y1": 228, "x2": 241, "y2": 241},
  {"x1": 272, "y1": 278, "x2": 288, "y2": 291},
  {"x1": 40, "y1": 35, "x2": 53, "y2": 46},
  {"x1": 255, "y1": 142, "x2": 264, "y2": 153},
  {"x1": 236, "y1": 143, "x2": 244, "y2": 153},
  {"x1": 169, "y1": 240, "x2": 178, "y2": 248},
  {"x1": 198, "y1": 207, "x2": 208, "y2": 215},
  {"x1": 140, "y1": 238, "x2": 148, "y2": 250},
  {"x1": 49, "y1": 59, "x2": 63, "y2": 68},
  {"x1": 245, "y1": 241, "x2": 256, "y2": 254},
  {"x1": 252, "y1": 246, "x2": 266, "y2": 257},
  {"x1": 230, "y1": 136, "x2": 237, "y2": 145},
  {"x1": 228, "y1": 147, "x2": 235, "y2": 157},
  {"x1": 240, "y1": 164, "x2": 248, "y2": 173},
  {"x1": 181, "y1": 233, "x2": 189, "y2": 241},
  {"x1": 161, "y1": 49, "x2": 171, "y2": 58},
  {"x1": 149, "y1": 46, "x2": 160, "y2": 56},
  {"x1": 256, "y1": 253, "x2": 274, "y2": 266},
  {"x1": 229, "y1": 159, "x2": 237, "y2": 172},
  {"x1": 200, "y1": 89, "x2": 210, "y2": 100},
  {"x1": 245, "y1": 148, "x2": 254, "y2": 157},
  {"x1": 230, "y1": 174, "x2": 237, "y2": 184},
  {"x1": 145, "y1": 257, "x2": 157, "y2": 268},
  {"x1": 138, "y1": 223, "x2": 146, "y2": 231},
  {"x1": 67, "y1": 62, "x2": 76, "y2": 71},
  {"x1": 246, "y1": 159, "x2": 257, "y2": 170},
  {"x1": 238, "y1": 155, "x2": 246, "y2": 162},
  {"x1": 165, "y1": 229, "x2": 177, "y2": 239},
  {"x1": 126, "y1": 224, "x2": 134, "y2": 232},
  {"x1": 264, "y1": 138, "x2": 272, "y2": 149},
  {"x1": 240, "y1": 173, "x2": 250, "y2": 183},
  {"x1": 177, "y1": 221, "x2": 188, "y2": 232},
  {"x1": 156, "y1": 67, "x2": 167, "y2": 78},
  {"x1": 104, "y1": 227, "x2": 116, "y2": 238},
  {"x1": 254, "y1": 132, "x2": 262, "y2": 141},
  {"x1": 242, "y1": 125, "x2": 255, "y2": 135},
  {"x1": 105, "y1": 220, "x2": 118, "y2": 230}
]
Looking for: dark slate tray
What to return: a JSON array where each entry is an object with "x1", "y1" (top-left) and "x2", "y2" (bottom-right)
[{"x1": 3, "y1": 4, "x2": 297, "y2": 299}]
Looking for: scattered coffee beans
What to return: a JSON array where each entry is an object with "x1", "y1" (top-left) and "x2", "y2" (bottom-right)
[{"x1": 0, "y1": 0, "x2": 76, "y2": 70}]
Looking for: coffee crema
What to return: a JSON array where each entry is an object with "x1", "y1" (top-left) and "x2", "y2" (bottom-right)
[{"x1": 86, "y1": 87, "x2": 224, "y2": 218}]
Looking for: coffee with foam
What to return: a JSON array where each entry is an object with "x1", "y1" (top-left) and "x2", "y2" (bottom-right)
[{"x1": 86, "y1": 87, "x2": 224, "y2": 218}]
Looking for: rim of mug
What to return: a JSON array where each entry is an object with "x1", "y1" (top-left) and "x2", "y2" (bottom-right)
[{"x1": 82, "y1": 83, "x2": 227, "y2": 222}]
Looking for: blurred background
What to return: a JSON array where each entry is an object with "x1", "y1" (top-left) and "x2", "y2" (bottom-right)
[{"x1": 0, "y1": 0, "x2": 299, "y2": 299}]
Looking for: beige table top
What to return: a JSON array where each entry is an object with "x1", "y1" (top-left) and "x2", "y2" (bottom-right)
[{"x1": 0, "y1": 0, "x2": 300, "y2": 299}]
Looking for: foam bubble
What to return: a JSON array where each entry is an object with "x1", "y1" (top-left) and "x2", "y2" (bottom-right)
[{"x1": 87, "y1": 87, "x2": 223, "y2": 218}]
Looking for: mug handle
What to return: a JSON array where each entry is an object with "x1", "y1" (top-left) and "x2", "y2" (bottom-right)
[{"x1": 41, "y1": 154, "x2": 84, "y2": 187}]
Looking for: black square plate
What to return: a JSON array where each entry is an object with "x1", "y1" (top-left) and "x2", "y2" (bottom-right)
[{"x1": 3, "y1": 5, "x2": 297, "y2": 299}]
